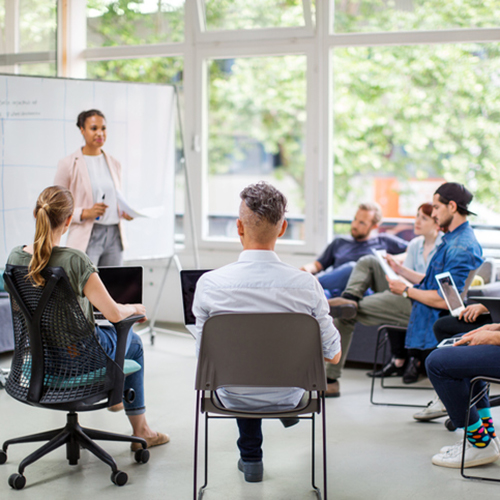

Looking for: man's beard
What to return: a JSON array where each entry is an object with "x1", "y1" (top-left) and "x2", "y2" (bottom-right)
[
  {"x1": 351, "y1": 230, "x2": 369, "y2": 241},
  {"x1": 439, "y1": 214, "x2": 453, "y2": 231}
]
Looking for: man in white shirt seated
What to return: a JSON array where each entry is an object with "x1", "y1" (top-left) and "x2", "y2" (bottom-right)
[{"x1": 192, "y1": 181, "x2": 341, "y2": 483}]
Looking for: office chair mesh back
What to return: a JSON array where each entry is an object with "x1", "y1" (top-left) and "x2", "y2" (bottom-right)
[{"x1": 5, "y1": 265, "x2": 113, "y2": 407}]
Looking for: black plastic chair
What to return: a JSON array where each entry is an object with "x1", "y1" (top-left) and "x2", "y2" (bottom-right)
[
  {"x1": 0, "y1": 264, "x2": 148, "y2": 489},
  {"x1": 370, "y1": 325, "x2": 432, "y2": 408},
  {"x1": 193, "y1": 313, "x2": 328, "y2": 500}
]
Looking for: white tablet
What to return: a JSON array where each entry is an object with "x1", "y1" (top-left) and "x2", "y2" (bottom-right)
[{"x1": 435, "y1": 271, "x2": 465, "y2": 317}]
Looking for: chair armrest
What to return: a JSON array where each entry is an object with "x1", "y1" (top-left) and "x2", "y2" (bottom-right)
[{"x1": 111, "y1": 315, "x2": 145, "y2": 369}]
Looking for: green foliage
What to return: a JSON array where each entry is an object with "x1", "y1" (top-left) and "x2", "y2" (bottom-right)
[
  {"x1": 19, "y1": 0, "x2": 57, "y2": 52},
  {"x1": 334, "y1": 0, "x2": 500, "y2": 33},
  {"x1": 208, "y1": 56, "x2": 306, "y2": 194},
  {"x1": 205, "y1": 0, "x2": 306, "y2": 30},
  {"x1": 87, "y1": 0, "x2": 184, "y2": 46},
  {"x1": 87, "y1": 0, "x2": 500, "y2": 213},
  {"x1": 87, "y1": 57, "x2": 183, "y2": 84}
]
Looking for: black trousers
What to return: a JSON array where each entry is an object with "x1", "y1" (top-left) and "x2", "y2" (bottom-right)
[
  {"x1": 433, "y1": 313, "x2": 492, "y2": 343},
  {"x1": 236, "y1": 418, "x2": 263, "y2": 462}
]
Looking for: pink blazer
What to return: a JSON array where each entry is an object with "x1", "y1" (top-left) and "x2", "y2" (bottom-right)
[{"x1": 54, "y1": 148, "x2": 126, "y2": 253}]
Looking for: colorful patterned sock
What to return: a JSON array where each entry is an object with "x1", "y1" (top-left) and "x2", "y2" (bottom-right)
[
  {"x1": 466, "y1": 418, "x2": 491, "y2": 448},
  {"x1": 478, "y1": 408, "x2": 497, "y2": 439}
]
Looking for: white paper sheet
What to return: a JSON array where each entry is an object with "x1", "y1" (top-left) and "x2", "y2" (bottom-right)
[{"x1": 116, "y1": 190, "x2": 165, "y2": 219}]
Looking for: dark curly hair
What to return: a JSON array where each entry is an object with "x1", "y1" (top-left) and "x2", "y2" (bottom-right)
[{"x1": 240, "y1": 181, "x2": 287, "y2": 226}]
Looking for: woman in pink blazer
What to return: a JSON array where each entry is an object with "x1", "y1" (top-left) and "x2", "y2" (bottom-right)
[{"x1": 54, "y1": 110, "x2": 130, "y2": 265}]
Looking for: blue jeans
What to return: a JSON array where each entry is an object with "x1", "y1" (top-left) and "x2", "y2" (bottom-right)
[
  {"x1": 236, "y1": 418, "x2": 263, "y2": 462},
  {"x1": 96, "y1": 325, "x2": 145, "y2": 416},
  {"x1": 425, "y1": 344, "x2": 500, "y2": 428},
  {"x1": 318, "y1": 261, "x2": 356, "y2": 299}
]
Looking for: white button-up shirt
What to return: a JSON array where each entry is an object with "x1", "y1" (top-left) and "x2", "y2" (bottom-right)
[{"x1": 192, "y1": 250, "x2": 341, "y2": 411}]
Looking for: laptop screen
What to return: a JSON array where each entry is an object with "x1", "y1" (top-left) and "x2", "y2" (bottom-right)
[
  {"x1": 95, "y1": 266, "x2": 143, "y2": 309},
  {"x1": 180, "y1": 269, "x2": 211, "y2": 325}
]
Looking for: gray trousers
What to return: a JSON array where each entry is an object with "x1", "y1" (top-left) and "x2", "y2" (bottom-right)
[
  {"x1": 86, "y1": 224, "x2": 123, "y2": 267},
  {"x1": 327, "y1": 255, "x2": 412, "y2": 380}
]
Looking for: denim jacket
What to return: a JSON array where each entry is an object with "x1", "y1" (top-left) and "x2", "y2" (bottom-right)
[{"x1": 405, "y1": 221, "x2": 483, "y2": 350}]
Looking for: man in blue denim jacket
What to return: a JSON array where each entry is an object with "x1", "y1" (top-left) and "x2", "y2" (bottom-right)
[{"x1": 387, "y1": 182, "x2": 483, "y2": 381}]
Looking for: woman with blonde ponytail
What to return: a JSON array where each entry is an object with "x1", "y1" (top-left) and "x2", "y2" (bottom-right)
[{"x1": 6, "y1": 186, "x2": 169, "y2": 451}]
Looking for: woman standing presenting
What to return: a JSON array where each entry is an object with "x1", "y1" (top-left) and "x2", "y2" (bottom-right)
[{"x1": 54, "y1": 109, "x2": 131, "y2": 266}]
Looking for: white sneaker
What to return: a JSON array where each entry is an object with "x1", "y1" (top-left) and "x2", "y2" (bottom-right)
[
  {"x1": 413, "y1": 396, "x2": 448, "y2": 421},
  {"x1": 440, "y1": 435, "x2": 500, "y2": 454},
  {"x1": 432, "y1": 439, "x2": 500, "y2": 468}
]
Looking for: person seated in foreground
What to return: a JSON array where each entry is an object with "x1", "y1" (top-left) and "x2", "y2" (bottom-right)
[
  {"x1": 426, "y1": 323, "x2": 500, "y2": 469},
  {"x1": 326, "y1": 183, "x2": 483, "y2": 397},
  {"x1": 5, "y1": 185, "x2": 168, "y2": 451},
  {"x1": 324, "y1": 202, "x2": 442, "y2": 396},
  {"x1": 301, "y1": 202, "x2": 408, "y2": 300},
  {"x1": 192, "y1": 181, "x2": 341, "y2": 483},
  {"x1": 412, "y1": 301, "x2": 493, "y2": 423}
]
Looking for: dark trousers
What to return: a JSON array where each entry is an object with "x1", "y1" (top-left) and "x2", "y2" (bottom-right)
[
  {"x1": 237, "y1": 418, "x2": 263, "y2": 462},
  {"x1": 433, "y1": 313, "x2": 492, "y2": 343},
  {"x1": 426, "y1": 345, "x2": 500, "y2": 428}
]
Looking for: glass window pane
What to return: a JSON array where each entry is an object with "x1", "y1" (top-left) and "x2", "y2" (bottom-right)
[
  {"x1": 207, "y1": 55, "x2": 306, "y2": 240},
  {"x1": 17, "y1": 62, "x2": 56, "y2": 76},
  {"x1": 87, "y1": 57, "x2": 185, "y2": 239},
  {"x1": 204, "y1": 0, "x2": 311, "y2": 31},
  {"x1": 87, "y1": 0, "x2": 185, "y2": 47},
  {"x1": 332, "y1": 43, "x2": 500, "y2": 225},
  {"x1": 0, "y1": 0, "x2": 56, "y2": 54},
  {"x1": 19, "y1": 0, "x2": 56, "y2": 52},
  {"x1": 334, "y1": 0, "x2": 500, "y2": 33}
]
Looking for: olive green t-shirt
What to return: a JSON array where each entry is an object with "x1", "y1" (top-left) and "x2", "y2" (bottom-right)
[{"x1": 6, "y1": 245, "x2": 97, "y2": 325}]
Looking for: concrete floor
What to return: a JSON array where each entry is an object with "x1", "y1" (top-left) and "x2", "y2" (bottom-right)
[{"x1": 1, "y1": 329, "x2": 500, "y2": 500}]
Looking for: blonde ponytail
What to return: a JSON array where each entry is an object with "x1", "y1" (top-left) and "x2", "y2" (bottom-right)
[{"x1": 27, "y1": 186, "x2": 74, "y2": 287}]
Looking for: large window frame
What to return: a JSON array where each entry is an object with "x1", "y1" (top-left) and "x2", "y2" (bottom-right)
[{"x1": 25, "y1": 1, "x2": 500, "y2": 255}]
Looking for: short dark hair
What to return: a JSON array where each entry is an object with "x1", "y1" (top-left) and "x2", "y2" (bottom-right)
[
  {"x1": 76, "y1": 109, "x2": 105, "y2": 129},
  {"x1": 240, "y1": 182, "x2": 287, "y2": 226}
]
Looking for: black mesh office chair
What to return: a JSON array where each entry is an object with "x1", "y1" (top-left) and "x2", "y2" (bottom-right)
[
  {"x1": 0, "y1": 265, "x2": 149, "y2": 489},
  {"x1": 194, "y1": 313, "x2": 329, "y2": 500}
]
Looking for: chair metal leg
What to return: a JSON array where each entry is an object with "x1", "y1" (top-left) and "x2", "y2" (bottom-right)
[
  {"x1": 198, "y1": 413, "x2": 209, "y2": 499},
  {"x1": 370, "y1": 326, "x2": 430, "y2": 408},
  {"x1": 311, "y1": 394, "x2": 327, "y2": 500},
  {"x1": 194, "y1": 391, "x2": 208, "y2": 500},
  {"x1": 322, "y1": 395, "x2": 327, "y2": 500},
  {"x1": 461, "y1": 378, "x2": 500, "y2": 482}
]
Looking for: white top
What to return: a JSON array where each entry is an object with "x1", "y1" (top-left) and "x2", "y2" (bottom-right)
[
  {"x1": 192, "y1": 250, "x2": 340, "y2": 411},
  {"x1": 403, "y1": 233, "x2": 443, "y2": 274},
  {"x1": 84, "y1": 153, "x2": 120, "y2": 225}
]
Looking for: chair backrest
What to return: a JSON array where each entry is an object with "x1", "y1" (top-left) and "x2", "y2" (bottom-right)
[
  {"x1": 461, "y1": 267, "x2": 481, "y2": 300},
  {"x1": 195, "y1": 313, "x2": 327, "y2": 392},
  {"x1": 3, "y1": 264, "x2": 119, "y2": 409}
]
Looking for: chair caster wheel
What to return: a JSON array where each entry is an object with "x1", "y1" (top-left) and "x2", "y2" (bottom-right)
[
  {"x1": 8, "y1": 473, "x2": 26, "y2": 490},
  {"x1": 111, "y1": 470, "x2": 128, "y2": 486},
  {"x1": 445, "y1": 418, "x2": 456, "y2": 431},
  {"x1": 0, "y1": 450, "x2": 7, "y2": 465},
  {"x1": 134, "y1": 448, "x2": 150, "y2": 464}
]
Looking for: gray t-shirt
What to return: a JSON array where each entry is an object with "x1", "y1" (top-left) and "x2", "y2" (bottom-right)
[{"x1": 6, "y1": 245, "x2": 97, "y2": 325}]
